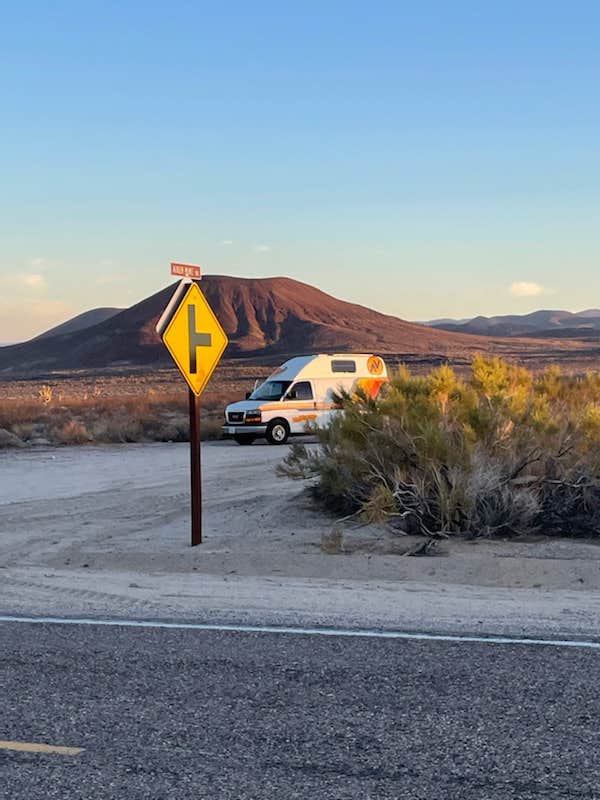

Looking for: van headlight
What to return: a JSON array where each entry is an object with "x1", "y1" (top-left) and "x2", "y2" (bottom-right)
[{"x1": 245, "y1": 410, "x2": 262, "y2": 424}]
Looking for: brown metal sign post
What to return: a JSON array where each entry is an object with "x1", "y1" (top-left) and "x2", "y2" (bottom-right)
[
  {"x1": 155, "y1": 271, "x2": 229, "y2": 546},
  {"x1": 189, "y1": 388, "x2": 202, "y2": 545}
]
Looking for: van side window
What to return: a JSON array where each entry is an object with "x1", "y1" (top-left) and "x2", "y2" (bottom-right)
[
  {"x1": 290, "y1": 381, "x2": 313, "y2": 401},
  {"x1": 331, "y1": 359, "x2": 356, "y2": 373}
]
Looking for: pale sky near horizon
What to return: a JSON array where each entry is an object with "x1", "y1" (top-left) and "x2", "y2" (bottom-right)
[{"x1": 1, "y1": 1, "x2": 599, "y2": 341}]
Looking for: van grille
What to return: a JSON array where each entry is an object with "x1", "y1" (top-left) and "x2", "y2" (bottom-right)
[{"x1": 228, "y1": 412, "x2": 244, "y2": 424}]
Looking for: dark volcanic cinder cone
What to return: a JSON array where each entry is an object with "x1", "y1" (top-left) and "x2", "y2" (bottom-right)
[{"x1": 0, "y1": 275, "x2": 591, "y2": 376}]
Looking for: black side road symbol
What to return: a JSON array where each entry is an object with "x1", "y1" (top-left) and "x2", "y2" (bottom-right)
[{"x1": 187, "y1": 305, "x2": 211, "y2": 374}]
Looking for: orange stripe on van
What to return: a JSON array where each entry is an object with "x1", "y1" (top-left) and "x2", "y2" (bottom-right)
[{"x1": 258, "y1": 402, "x2": 338, "y2": 412}]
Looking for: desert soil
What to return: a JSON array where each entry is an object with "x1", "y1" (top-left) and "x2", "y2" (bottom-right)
[{"x1": 1, "y1": 441, "x2": 600, "y2": 639}]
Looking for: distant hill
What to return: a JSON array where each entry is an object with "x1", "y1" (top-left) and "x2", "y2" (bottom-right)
[
  {"x1": 428, "y1": 309, "x2": 600, "y2": 338},
  {"x1": 574, "y1": 309, "x2": 600, "y2": 319},
  {"x1": 0, "y1": 276, "x2": 595, "y2": 377},
  {"x1": 33, "y1": 307, "x2": 123, "y2": 341}
]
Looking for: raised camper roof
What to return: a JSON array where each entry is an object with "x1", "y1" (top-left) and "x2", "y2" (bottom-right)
[{"x1": 266, "y1": 354, "x2": 387, "y2": 382}]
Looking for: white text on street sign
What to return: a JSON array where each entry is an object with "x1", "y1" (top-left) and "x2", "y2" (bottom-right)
[{"x1": 171, "y1": 262, "x2": 202, "y2": 279}]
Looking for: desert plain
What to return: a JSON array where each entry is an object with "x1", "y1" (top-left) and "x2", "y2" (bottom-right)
[
  {"x1": 2, "y1": 438, "x2": 600, "y2": 641},
  {"x1": 2, "y1": 276, "x2": 600, "y2": 639}
]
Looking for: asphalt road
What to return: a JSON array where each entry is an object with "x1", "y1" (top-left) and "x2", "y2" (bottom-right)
[{"x1": 1, "y1": 622, "x2": 599, "y2": 799}]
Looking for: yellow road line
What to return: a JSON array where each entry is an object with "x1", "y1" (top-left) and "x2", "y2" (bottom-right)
[{"x1": 0, "y1": 740, "x2": 84, "y2": 756}]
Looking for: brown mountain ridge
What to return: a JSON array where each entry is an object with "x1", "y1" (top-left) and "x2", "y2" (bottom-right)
[{"x1": 0, "y1": 275, "x2": 596, "y2": 376}]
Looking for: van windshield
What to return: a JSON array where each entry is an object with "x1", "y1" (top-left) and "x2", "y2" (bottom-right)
[{"x1": 250, "y1": 380, "x2": 292, "y2": 401}]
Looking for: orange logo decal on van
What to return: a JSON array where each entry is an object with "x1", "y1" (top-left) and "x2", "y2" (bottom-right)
[
  {"x1": 357, "y1": 378, "x2": 386, "y2": 398},
  {"x1": 293, "y1": 413, "x2": 318, "y2": 423},
  {"x1": 367, "y1": 356, "x2": 384, "y2": 375}
]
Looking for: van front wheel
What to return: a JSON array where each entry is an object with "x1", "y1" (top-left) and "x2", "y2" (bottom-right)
[{"x1": 266, "y1": 419, "x2": 289, "y2": 445}]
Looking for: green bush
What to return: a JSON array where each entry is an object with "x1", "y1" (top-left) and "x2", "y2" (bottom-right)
[{"x1": 280, "y1": 358, "x2": 600, "y2": 537}]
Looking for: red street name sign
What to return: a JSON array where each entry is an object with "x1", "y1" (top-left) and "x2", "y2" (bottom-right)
[{"x1": 171, "y1": 262, "x2": 202, "y2": 279}]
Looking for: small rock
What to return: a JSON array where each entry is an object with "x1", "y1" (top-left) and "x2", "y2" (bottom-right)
[{"x1": 0, "y1": 429, "x2": 26, "y2": 449}]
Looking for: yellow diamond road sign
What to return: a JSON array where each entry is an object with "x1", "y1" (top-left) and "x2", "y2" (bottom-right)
[{"x1": 158, "y1": 281, "x2": 228, "y2": 396}]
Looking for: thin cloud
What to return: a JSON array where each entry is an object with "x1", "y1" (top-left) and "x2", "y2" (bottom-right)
[
  {"x1": 509, "y1": 281, "x2": 554, "y2": 298},
  {"x1": 253, "y1": 244, "x2": 271, "y2": 253},
  {"x1": 0, "y1": 273, "x2": 46, "y2": 290},
  {"x1": 23, "y1": 273, "x2": 45, "y2": 289},
  {"x1": 221, "y1": 240, "x2": 233, "y2": 246}
]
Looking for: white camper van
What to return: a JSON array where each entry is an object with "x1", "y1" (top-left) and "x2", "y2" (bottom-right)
[{"x1": 223, "y1": 353, "x2": 388, "y2": 445}]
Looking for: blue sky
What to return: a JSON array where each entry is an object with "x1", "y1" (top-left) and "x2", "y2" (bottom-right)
[{"x1": 1, "y1": 1, "x2": 599, "y2": 340}]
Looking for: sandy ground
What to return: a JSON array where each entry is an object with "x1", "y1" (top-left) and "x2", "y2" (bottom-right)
[{"x1": 2, "y1": 442, "x2": 600, "y2": 638}]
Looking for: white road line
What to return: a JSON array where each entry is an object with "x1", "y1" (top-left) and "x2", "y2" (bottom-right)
[{"x1": 0, "y1": 614, "x2": 599, "y2": 650}]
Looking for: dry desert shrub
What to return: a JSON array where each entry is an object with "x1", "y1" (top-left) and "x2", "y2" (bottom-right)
[
  {"x1": 89, "y1": 415, "x2": 143, "y2": 443},
  {"x1": 55, "y1": 420, "x2": 90, "y2": 444},
  {"x1": 10, "y1": 422, "x2": 36, "y2": 441},
  {"x1": 281, "y1": 358, "x2": 600, "y2": 538}
]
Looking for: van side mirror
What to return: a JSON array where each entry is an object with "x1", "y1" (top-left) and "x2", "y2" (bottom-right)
[
  {"x1": 287, "y1": 390, "x2": 297, "y2": 400},
  {"x1": 245, "y1": 392, "x2": 252, "y2": 400}
]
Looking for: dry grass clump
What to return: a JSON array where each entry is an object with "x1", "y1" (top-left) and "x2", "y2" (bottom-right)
[
  {"x1": 38, "y1": 384, "x2": 53, "y2": 405},
  {"x1": 321, "y1": 525, "x2": 344, "y2": 554},
  {"x1": 281, "y1": 358, "x2": 600, "y2": 538}
]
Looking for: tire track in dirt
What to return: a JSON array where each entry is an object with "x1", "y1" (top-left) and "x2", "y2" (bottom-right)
[{"x1": 0, "y1": 574, "x2": 178, "y2": 618}]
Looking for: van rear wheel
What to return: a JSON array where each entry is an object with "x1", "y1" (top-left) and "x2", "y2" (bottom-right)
[
  {"x1": 266, "y1": 419, "x2": 289, "y2": 445},
  {"x1": 234, "y1": 434, "x2": 255, "y2": 446}
]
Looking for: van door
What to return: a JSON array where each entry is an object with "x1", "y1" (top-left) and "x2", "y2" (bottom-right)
[{"x1": 284, "y1": 381, "x2": 318, "y2": 433}]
